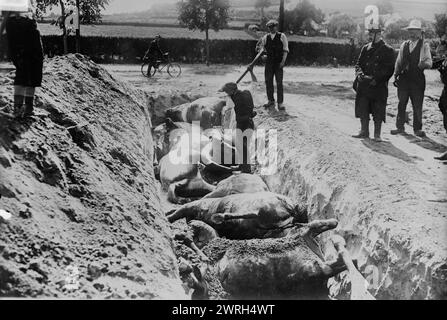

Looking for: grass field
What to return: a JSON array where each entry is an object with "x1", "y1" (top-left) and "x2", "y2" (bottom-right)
[
  {"x1": 38, "y1": 23, "x2": 256, "y2": 40},
  {"x1": 38, "y1": 23, "x2": 350, "y2": 44}
]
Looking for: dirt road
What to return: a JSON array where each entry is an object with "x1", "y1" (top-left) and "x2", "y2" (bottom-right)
[{"x1": 105, "y1": 63, "x2": 447, "y2": 299}]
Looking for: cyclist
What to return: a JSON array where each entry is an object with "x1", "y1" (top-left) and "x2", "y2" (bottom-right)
[{"x1": 143, "y1": 35, "x2": 165, "y2": 77}]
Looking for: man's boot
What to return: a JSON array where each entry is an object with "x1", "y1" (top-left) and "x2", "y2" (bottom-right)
[
  {"x1": 263, "y1": 101, "x2": 275, "y2": 109},
  {"x1": 352, "y1": 119, "x2": 369, "y2": 138},
  {"x1": 414, "y1": 130, "x2": 426, "y2": 138},
  {"x1": 390, "y1": 128, "x2": 405, "y2": 135},
  {"x1": 13, "y1": 95, "x2": 24, "y2": 118},
  {"x1": 23, "y1": 96, "x2": 34, "y2": 117},
  {"x1": 434, "y1": 152, "x2": 447, "y2": 161},
  {"x1": 373, "y1": 121, "x2": 382, "y2": 142}
]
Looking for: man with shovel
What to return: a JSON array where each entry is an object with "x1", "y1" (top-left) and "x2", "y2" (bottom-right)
[
  {"x1": 219, "y1": 82, "x2": 255, "y2": 173},
  {"x1": 258, "y1": 20, "x2": 289, "y2": 111}
]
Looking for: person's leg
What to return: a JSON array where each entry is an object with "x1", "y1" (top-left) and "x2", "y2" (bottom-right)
[
  {"x1": 391, "y1": 88, "x2": 409, "y2": 134},
  {"x1": 264, "y1": 64, "x2": 275, "y2": 107},
  {"x1": 353, "y1": 95, "x2": 370, "y2": 138},
  {"x1": 13, "y1": 85, "x2": 25, "y2": 117},
  {"x1": 275, "y1": 65, "x2": 284, "y2": 110},
  {"x1": 236, "y1": 120, "x2": 254, "y2": 173},
  {"x1": 372, "y1": 98, "x2": 386, "y2": 142},
  {"x1": 23, "y1": 86, "x2": 36, "y2": 117},
  {"x1": 410, "y1": 87, "x2": 424, "y2": 135},
  {"x1": 147, "y1": 60, "x2": 154, "y2": 77}
]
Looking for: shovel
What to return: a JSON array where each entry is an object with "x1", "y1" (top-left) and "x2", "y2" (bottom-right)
[
  {"x1": 236, "y1": 50, "x2": 265, "y2": 84},
  {"x1": 332, "y1": 235, "x2": 375, "y2": 300}
]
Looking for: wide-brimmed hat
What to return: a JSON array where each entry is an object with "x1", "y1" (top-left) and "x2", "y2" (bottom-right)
[
  {"x1": 218, "y1": 82, "x2": 238, "y2": 93},
  {"x1": 266, "y1": 20, "x2": 279, "y2": 27},
  {"x1": 404, "y1": 19, "x2": 422, "y2": 30}
]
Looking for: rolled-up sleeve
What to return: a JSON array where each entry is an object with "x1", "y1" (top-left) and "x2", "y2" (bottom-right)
[
  {"x1": 259, "y1": 35, "x2": 267, "y2": 52},
  {"x1": 281, "y1": 33, "x2": 289, "y2": 52},
  {"x1": 418, "y1": 42, "x2": 433, "y2": 70},
  {"x1": 394, "y1": 42, "x2": 405, "y2": 77}
]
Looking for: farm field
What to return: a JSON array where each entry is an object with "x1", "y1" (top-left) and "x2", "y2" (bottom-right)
[
  {"x1": 37, "y1": 23, "x2": 350, "y2": 44},
  {"x1": 102, "y1": 17, "x2": 253, "y2": 29},
  {"x1": 37, "y1": 23, "x2": 256, "y2": 40}
]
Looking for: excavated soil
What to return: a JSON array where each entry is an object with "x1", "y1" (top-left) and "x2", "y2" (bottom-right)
[{"x1": 0, "y1": 55, "x2": 194, "y2": 299}]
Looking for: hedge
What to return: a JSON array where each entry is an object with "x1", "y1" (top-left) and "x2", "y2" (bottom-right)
[{"x1": 2, "y1": 35, "x2": 360, "y2": 66}]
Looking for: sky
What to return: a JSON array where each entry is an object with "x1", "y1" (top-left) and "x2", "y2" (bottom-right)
[
  {"x1": 104, "y1": 0, "x2": 447, "y2": 20},
  {"x1": 104, "y1": 0, "x2": 175, "y2": 14}
]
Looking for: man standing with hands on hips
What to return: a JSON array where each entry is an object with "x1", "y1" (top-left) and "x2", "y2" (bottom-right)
[{"x1": 259, "y1": 20, "x2": 289, "y2": 111}]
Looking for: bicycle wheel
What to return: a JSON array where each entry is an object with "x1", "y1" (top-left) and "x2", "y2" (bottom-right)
[
  {"x1": 167, "y1": 63, "x2": 182, "y2": 78},
  {"x1": 141, "y1": 63, "x2": 156, "y2": 78}
]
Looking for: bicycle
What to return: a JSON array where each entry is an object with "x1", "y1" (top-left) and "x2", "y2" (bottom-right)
[{"x1": 141, "y1": 53, "x2": 182, "y2": 78}]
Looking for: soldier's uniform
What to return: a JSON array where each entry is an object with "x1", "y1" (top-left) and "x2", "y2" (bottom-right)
[{"x1": 354, "y1": 38, "x2": 396, "y2": 140}]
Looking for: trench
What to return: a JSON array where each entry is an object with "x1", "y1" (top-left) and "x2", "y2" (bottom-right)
[
  {"x1": 149, "y1": 86, "x2": 447, "y2": 300},
  {"x1": 151, "y1": 99, "x2": 347, "y2": 300}
]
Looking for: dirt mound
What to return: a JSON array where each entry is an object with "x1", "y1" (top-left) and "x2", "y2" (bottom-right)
[{"x1": 0, "y1": 54, "x2": 187, "y2": 299}]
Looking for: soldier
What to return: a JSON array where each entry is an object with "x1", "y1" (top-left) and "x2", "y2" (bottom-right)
[
  {"x1": 391, "y1": 19, "x2": 433, "y2": 137},
  {"x1": 353, "y1": 24, "x2": 395, "y2": 142},
  {"x1": 258, "y1": 20, "x2": 289, "y2": 111}
]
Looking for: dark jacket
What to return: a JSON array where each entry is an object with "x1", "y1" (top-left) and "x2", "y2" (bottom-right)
[
  {"x1": 5, "y1": 15, "x2": 43, "y2": 87},
  {"x1": 231, "y1": 89, "x2": 255, "y2": 125},
  {"x1": 5, "y1": 15, "x2": 43, "y2": 63},
  {"x1": 354, "y1": 39, "x2": 395, "y2": 99},
  {"x1": 145, "y1": 39, "x2": 163, "y2": 58},
  {"x1": 439, "y1": 60, "x2": 447, "y2": 86}
]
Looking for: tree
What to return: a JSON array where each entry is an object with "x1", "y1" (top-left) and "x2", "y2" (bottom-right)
[
  {"x1": 255, "y1": 0, "x2": 271, "y2": 21},
  {"x1": 383, "y1": 18, "x2": 408, "y2": 41},
  {"x1": 36, "y1": 0, "x2": 109, "y2": 54},
  {"x1": 284, "y1": 0, "x2": 324, "y2": 34},
  {"x1": 327, "y1": 13, "x2": 357, "y2": 38},
  {"x1": 434, "y1": 13, "x2": 447, "y2": 37},
  {"x1": 178, "y1": 0, "x2": 230, "y2": 66},
  {"x1": 384, "y1": 18, "x2": 436, "y2": 42},
  {"x1": 36, "y1": 0, "x2": 109, "y2": 24},
  {"x1": 279, "y1": 0, "x2": 284, "y2": 32},
  {"x1": 375, "y1": 0, "x2": 393, "y2": 15}
]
